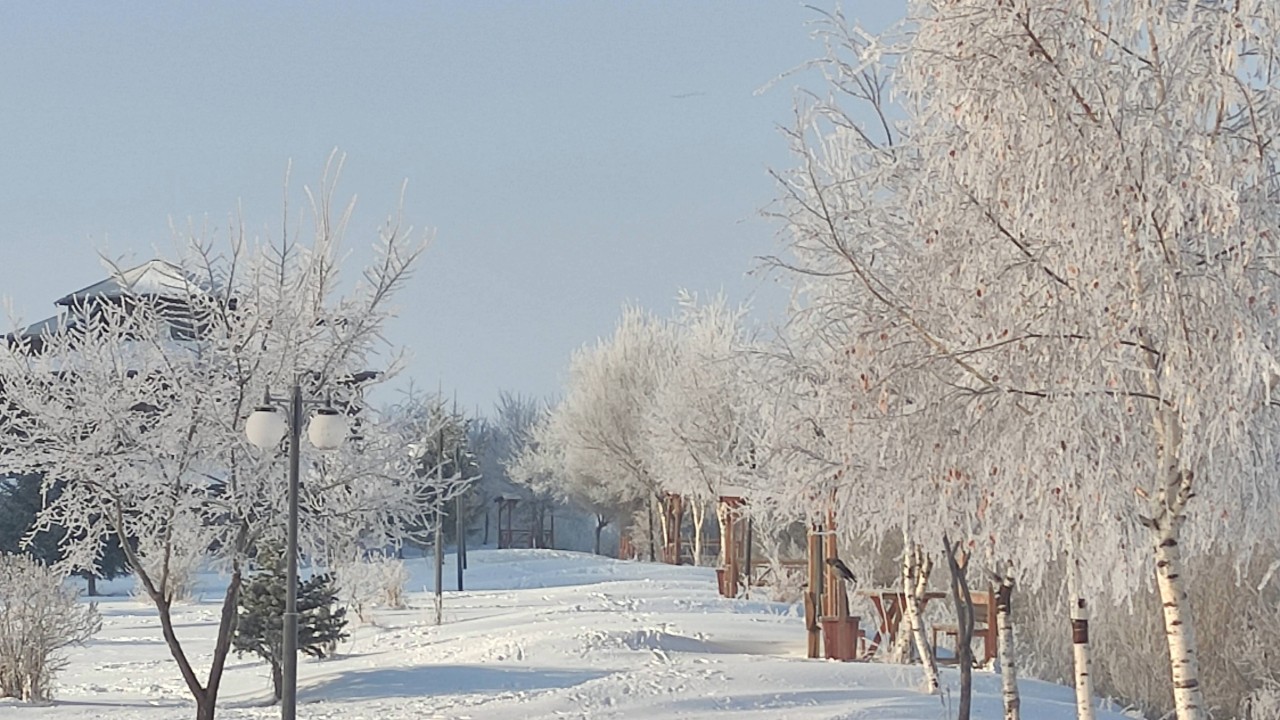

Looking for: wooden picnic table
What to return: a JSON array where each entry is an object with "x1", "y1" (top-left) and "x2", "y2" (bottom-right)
[{"x1": 854, "y1": 587, "x2": 948, "y2": 658}]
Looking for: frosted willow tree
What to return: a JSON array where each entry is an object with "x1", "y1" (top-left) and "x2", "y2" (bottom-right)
[
  {"x1": 646, "y1": 293, "x2": 759, "y2": 565},
  {"x1": 776, "y1": 4, "x2": 1280, "y2": 719},
  {"x1": 907, "y1": 4, "x2": 1280, "y2": 719},
  {"x1": 0, "y1": 165, "x2": 437, "y2": 720},
  {"x1": 531, "y1": 306, "x2": 675, "y2": 560}
]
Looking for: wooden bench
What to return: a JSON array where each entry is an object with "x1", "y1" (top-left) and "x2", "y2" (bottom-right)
[{"x1": 931, "y1": 589, "x2": 998, "y2": 666}]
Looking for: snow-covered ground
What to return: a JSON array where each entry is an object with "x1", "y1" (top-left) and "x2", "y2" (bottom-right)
[{"x1": 10, "y1": 549, "x2": 1136, "y2": 719}]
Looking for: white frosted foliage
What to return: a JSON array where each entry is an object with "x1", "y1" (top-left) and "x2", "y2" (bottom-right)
[{"x1": 767, "y1": 3, "x2": 1280, "y2": 717}]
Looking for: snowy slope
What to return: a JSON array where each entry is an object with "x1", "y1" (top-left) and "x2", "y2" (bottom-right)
[{"x1": 10, "y1": 549, "x2": 1137, "y2": 719}]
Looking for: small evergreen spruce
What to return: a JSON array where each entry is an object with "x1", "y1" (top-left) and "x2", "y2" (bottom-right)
[{"x1": 233, "y1": 545, "x2": 348, "y2": 702}]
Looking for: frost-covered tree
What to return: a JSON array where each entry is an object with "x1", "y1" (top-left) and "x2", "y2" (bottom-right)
[
  {"x1": 533, "y1": 307, "x2": 676, "y2": 560},
  {"x1": 646, "y1": 293, "x2": 759, "y2": 565},
  {"x1": 0, "y1": 162, "x2": 441, "y2": 720},
  {"x1": 774, "y1": 4, "x2": 1280, "y2": 718},
  {"x1": 475, "y1": 392, "x2": 556, "y2": 545},
  {"x1": 509, "y1": 413, "x2": 632, "y2": 555},
  {"x1": 393, "y1": 389, "x2": 476, "y2": 550},
  {"x1": 0, "y1": 473, "x2": 129, "y2": 595}
]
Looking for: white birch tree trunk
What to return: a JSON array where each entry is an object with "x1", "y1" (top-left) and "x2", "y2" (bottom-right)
[
  {"x1": 1067, "y1": 559, "x2": 1095, "y2": 720},
  {"x1": 1152, "y1": 516, "x2": 1206, "y2": 720},
  {"x1": 994, "y1": 571, "x2": 1020, "y2": 720},
  {"x1": 896, "y1": 543, "x2": 916, "y2": 661},
  {"x1": 652, "y1": 495, "x2": 669, "y2": 562},
  {"x1": 1070, "y1": 597, "x2": 1094, "y2": 720},
  {"x1": 1148, "y1": 408, "x2": 1206, "y2": 720},
  {"x1": 899, "y1": 540, "x2": 939, "y2": 694},
  {"x1": 691, "y1": 501, "x2": 706, "y2": 567}
]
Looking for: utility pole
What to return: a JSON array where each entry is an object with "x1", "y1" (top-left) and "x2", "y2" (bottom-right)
[
  {"x1": 434, "y1": 425, "x2": 444, "y2": 626},
  {"x1": 456, "y1": 493, "x2": 466, "y2": 589},
  {"x1": 455, "y1": 444, "x2": 466, "y2": 590}
]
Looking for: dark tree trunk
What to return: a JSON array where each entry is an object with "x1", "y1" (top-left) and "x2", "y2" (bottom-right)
[
  {"x1": 86, "y1": 573, "x2": 98, "y2": 597},
  {"x1": 594, "y1": 514, "x2": 609, "y2": 556},
  {"x1": 195, "y1": 695, "x2": 216, "y2": 720},
  {"x1": 114, "y1": 508, "x2": 247, "y2": 720},
  {"x1": 943, "y1": 535, "x2": 974, "y2": 720},
  {"x1": 202, "y1": 570, "x2": 243, "y2": 712},
  {"x1": 271, "y1": 660, "x2": 283, "y2": 703},
  {"x1": 145, "y1": 564, "x2": 243, "y2": 720}
]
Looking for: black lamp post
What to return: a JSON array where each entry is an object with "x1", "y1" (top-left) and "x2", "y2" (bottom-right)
[{"x1": 244, "y1": 383, "x2": 347, "y2": 720}]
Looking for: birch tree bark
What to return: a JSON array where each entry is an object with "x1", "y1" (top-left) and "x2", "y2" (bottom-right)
[
  {"x1": 899, "y1": 540, "x2": 939, "y2": 694},
  {"x1": 890, "y1": 544, "x2": 914, "y2": 663},
  {"x1": 1143, "y1": 407, "x2": 1205, "y2": 720},
  {"x1": 1150, "y1": 506, "x2": 1205, "y2": 720},
  {"x1": 691, "y1": 501, "x2": 706, "y2": 567},
  {"x1": 1067, "y1": 561, "x2": 1095, "y2": 720},
  {"x1": 994, "y1": 570, "x2": 1020, "y2": 720}
]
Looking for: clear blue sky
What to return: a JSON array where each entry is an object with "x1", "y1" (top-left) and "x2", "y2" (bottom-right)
[{"x1": 0, "y1": 2, "x2": 902, "y2": 413}]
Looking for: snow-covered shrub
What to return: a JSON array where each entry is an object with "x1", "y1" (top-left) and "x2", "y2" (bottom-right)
[
  {"x1": 761, "y1": 561, "x2": 806, "y2": 605},
  {"x1": 334, "y1": 552, "x2": 408, "y2": 624},
  {"x1": 0, "y1": 553, "x2": 100, "y2": 702}
]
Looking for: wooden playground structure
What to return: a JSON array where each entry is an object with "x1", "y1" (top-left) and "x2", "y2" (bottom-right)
[
  {"x1": 710, "y1": 491, "x2": 995, "y2": 665},
  {"x1": 494, "y1": 496, "x2": 554, "y2": 549},
  {"x1": 617, "y1": 489, "x2": 996, "y2": 666}
]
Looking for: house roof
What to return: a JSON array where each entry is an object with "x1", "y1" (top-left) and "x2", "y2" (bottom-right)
[
  {"x1": 9, "y1": 259, "x2": 206, "y2": 349},
  {"x1": 55, "y1": 259, "x2": 200, "y2": 307},
  {"x1": 8, "y1": 310, "x2": 88, "y2": 351},
  {"x1": 16, "y1": 314, "x2": 69, "y2": 338}
]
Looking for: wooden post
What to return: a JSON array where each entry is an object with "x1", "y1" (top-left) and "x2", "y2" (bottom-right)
[
  {"x1": 722, "y1": 500, "x2": 737, "y2": 597},
  {"x1": 806, "y1": 526, "x2": 823, "y2": 658},
  {"x1": 824, "y1": 509, "x2": 847, "y2": 619}
]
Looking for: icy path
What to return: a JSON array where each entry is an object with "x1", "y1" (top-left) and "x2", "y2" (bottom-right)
[{"x1": 9, "y1": 549, "x2": 1136, "y2": 719}]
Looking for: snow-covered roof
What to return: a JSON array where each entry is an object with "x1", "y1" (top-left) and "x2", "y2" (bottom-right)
[
  {"x1": 56, "y1": 259, "x2": 201, "y2": 307},
  {"x1": 15, "y1": 313, "x2": 72, "y2": 340},
  {"x1": 8, "y1": 259, "x2": 210, "y2": 350}
]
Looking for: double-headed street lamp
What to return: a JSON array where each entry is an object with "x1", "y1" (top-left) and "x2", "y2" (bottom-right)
[{"x1": 245, "y1": 383, "x2": 348, "y2": 720}]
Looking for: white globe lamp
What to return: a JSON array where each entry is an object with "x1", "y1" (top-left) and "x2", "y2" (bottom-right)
[
  {"x1": 307, "y1": 407, "x2": 347, "y2": 450},
  {"x1": 245, "y1": 406, "x2": 288, "y2": 449}
]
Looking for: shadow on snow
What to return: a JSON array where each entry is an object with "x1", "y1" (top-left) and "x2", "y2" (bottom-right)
[{"x1": 303, "y1": 664, "x2": 611, "y2": 701}]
